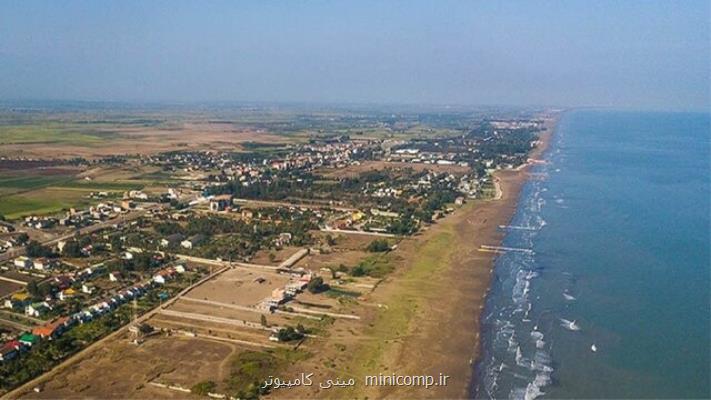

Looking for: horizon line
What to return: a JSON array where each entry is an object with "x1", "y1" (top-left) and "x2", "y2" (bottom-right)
[{"x1": 0, "y1": 98, "x2": 707, "y2": 114}]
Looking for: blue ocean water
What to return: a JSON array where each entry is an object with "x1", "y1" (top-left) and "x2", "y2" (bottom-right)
[{"x1": 473, "y1": 110, "x2": 710, "y2": 399}]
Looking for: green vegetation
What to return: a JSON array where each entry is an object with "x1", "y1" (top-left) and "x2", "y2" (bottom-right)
[
  {"x1": 344, "y1": 223, "x2": 455, "y2": 395},
  {"x1": 0, "y1": 170, "x2": 141, "y2": 219},
  {"x1": 25, "y1": 240, "x2": 54, "y2": 258},
  {"x1": 191, "y1": 381, "x2": 217, "y2": 395},
  {"x1": 0, "y1": 174, "x2": 72, "y2": 190},
  {"x1": 0, "y1": 191, "x2": 91, "y2": 219},
  {"x1": 0, "y1": 123, "x2": 116, "y2": 146},
  {"x1": 349, "y1": 254, "x2": 394, "y2": 278},
  {"x1": 306, "y1": 276, "x2": 329, "y2": 293},
  {"x1": 276, "y1": 325, "x2": 306, "y2": 342},
  {"x1": 154, "y1": 214, "x2": 316, "y2": 261},
  {"x1": 326, "y1": 287, "x2": 361, "y2": 298},
  {"x1": 223, "y1": 349, "x2": 310, "y2": 399},
  {"x1": 56, "y1": 180, "x2": 144, "y2": 191},
  {"x1": 366, "y1": 239, "x2": 391, "y2": 252}
]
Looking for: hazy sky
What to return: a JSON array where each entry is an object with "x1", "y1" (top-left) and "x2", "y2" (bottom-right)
[{"x1": 1, "y1": 1, "x2": 708, "y2": 110}]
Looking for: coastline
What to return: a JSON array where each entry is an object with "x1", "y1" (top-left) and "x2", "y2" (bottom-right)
[
  {"x1": 278, "y1": 116, "x2": 559, "y2": 399},
  {"x1": 3, "y1": 118, "x2": 559, "y2": 400},
  {"x1": 380, "y1": 117, "x2": 557, "y2": 399}
]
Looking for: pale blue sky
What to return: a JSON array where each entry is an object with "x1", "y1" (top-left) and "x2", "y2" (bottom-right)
[{"x1": 0, "y1": 1, "x2": 708, "y2": 110}]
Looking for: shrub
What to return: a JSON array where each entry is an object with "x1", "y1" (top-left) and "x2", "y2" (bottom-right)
[
  {"x1": 191, "y1": 380, "x2": 217, "y2": 395},
  {"x1": 366, "y1": 239, "x2": 390, "y2": 252},
  {"x1": 306, "y1": 277, "x2": 329, "y2": 293}
]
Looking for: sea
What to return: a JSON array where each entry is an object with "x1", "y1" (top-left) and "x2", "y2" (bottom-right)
[{"x1": 472, "y1": 110, "x2": 710, "y2": 399}]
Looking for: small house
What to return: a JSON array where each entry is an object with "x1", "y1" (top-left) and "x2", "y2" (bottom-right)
[
  {"x1": 82, "y1": 283, "x2": 95, "y2": 294},
  {"x1": 32, "y1": 317, "x2": 72, "y2": 339},
  {"x1": 267, "y1": 288, "x2": 287, "y2": 308},
  {"x1": 180, "y1": 234, "x2": 206, "y2": 249},
  {"x1": 11, "y1": 292, "x2": 31, "y2": 302},
  {"x1": 160, "y1": 233, "x2": 184, "y2": 248},
  {"x1": 209, "y1": 194, "x2": 232, "y2": 211},
  {"x1": 13, "y1": 256, "x2": 32, "y2": 269},
  {"x1": 57, "y1": 240, "x2": 68, "y2": 252},
  {"x1": 108, "y1": 271, "x2": 124, "y2": 282},
  {"x1": 19, "y1": 333, "x2": 39, "y2": 347},
  {"x1": 59, "y1": 288, "x2": 77, "y2": 301},
  {"x1": 25, "y1": 302, "x2": 50, "y2": 317},
  {"x1": 33, "y1": 258, "x2": 53, "y2": 271},
  {"x1": 0, "y1": 340, "x2": 21, "y2": 361}
]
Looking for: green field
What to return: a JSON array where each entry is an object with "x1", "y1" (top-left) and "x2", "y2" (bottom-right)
[
  {"x1": 0, "y1": 174, "x2": 73, "y2": 190},
  {"x1": 0, "y1": 167, "x2": 149, "y2": 219},
  {"x1": 56, "y1": 180, "x2": 144, "y2": 191},
  {"x1": 0, "y1": 123, "x2": 117, "y2": 146},
  {"x1": 0, "y1": 192, "x2": 89, "y2": 219},
  {"x1": 0, "y1": 181, "x2": 139, "y2": 219}
]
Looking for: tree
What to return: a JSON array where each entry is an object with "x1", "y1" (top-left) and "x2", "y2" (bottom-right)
[
  {"x1": 260, "y1": 314, "x2": 268, "y2": 327},
  {"x1": 366, "y1": 239, "x2": 390, "y2": 252},
  {"x1": 306, "y1": 276, "x2": 329, "y2": 294},
  {"x1": 350, "y1": 265, "x2": 366, "y2": 277},
  {"x1": 17, "y1": 233, "x2": 29, "y2": 245},
  {"x1": 61, "y1": 240, "x2": 83, "y2": 258},
  {"x1": 26, "y1": 240, "x2": 53, "y2": 258},
  {"x1": 276, "y1": 326, "x2": 304, "y2": 342},
  {"x1": 38, "y1": 283, "x2": 52, "y2": 298},
  {"x1": 110, "y1": 235, "x2": 123, "y2": 253},
  {"x1": 27, "y1": 280, "x2": 39, "y2": 298}
]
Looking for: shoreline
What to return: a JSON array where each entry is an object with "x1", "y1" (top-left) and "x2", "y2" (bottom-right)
[
  {"x1": 293, "y1": 115, "x2": 560, "y2": 399},
  {"x1": 467, "y1": 116, "x2": 558, "y2": 397},
  {"x1": 390, "y1": 116, "x2": 557, "y2": 399},
  {"x1": 3, "y1": 117, "x2": 561, "y2": 400}
]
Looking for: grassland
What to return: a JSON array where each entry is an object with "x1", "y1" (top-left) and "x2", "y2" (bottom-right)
[
  {"x1": 223, "y1": 348, "x2": 311, "y2": 397},
  {"x1": 0, "y1": 188, "x2": 94, "y2": 219},
  {"x1": 0, "y1": 123, "x2": 117, "y2": 146},
  {"x1": 0, "y1": 174, "x2": 73, "y2": 190},
  {"x1": 347, "y1": 227, "x2": 454, "y2": 377},
  {"x1": 56, "y1": 180, "x2": 144, "y2": 191},
  {"x1": 0, "y1": 172, "x2": 144, "y2": 219}
]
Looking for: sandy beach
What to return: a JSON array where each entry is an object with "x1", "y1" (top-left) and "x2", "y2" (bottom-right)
[
  {"x1": 379, "y1": 121, "x2": 557, "y2": 399},
  {"x1": 267, "y1": 118, "x2": 558, "y2": 400}
]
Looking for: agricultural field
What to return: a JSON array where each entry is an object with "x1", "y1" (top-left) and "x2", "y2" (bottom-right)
[
  {"x1": 0, "y1": 119, "x2": 297, "y2": 160},
  {"x1": 0, "y1": 123, "x2": 118, "y2": 146},
  {"x1": 0, "y1": 163, "x2": 174, "y2": 219},
  {"x1": 0, "y1": 190, "x2": 88, "y2": 220}
]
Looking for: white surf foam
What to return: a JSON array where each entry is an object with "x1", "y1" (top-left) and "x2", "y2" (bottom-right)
[{"x1": 560, "y1": 318, "x2": 581, "y2": 331}]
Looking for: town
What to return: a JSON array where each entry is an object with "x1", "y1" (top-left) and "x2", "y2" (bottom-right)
[{"x1": 0, "y1": 106, "x2": 553, "y2": 398}]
